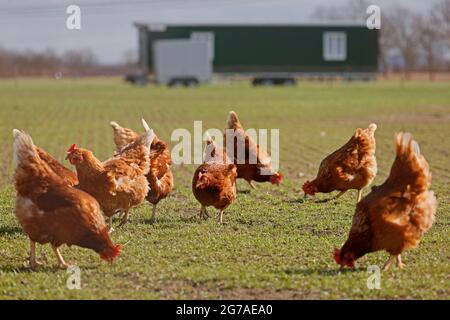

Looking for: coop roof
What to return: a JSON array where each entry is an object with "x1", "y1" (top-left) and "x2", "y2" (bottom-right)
[{"x1": 134, "y1": 20, "x2": 367, "y2": 30}]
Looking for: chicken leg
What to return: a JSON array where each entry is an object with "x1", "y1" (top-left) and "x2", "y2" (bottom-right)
[
  {"x1": 199, "y1": 205, "x2": 210, "y2": 220},
  {"x1": 108, "y1": 217, "x2": 115, "y2": 233},
  {"x1": 314, "y1": 190, "x2": 346, "y2": 203},
  {"x1": 119, "y1": 210, "x2": 132, "y2": 223},
  {"x1": 218, "y1": 210, "x2": 224, "y2": 224},
  {"x1": 357, "y1": 189, "x2": 363, "y2": 203},
  {"x1": 52, "y1": 245, "x2": 69, "y2": 269},
  {"x1": 247, "y1": 181, "x2": 257, "y2": 190},
  {"x1": 29, "y1": 240, "x2": 42, "y2": 270},
  {"x1": 333, "y1": 190, "x2": 347, "y2": 200},
  {"x1": 383, "y1": 254, "x2": 405, "y2": 271},
  {"x1": 118, "y1": 211, "x2": 130, "y2": 227},
  {"x1": 382, "y1": 255, "x2": 396, "y2": 271},
  {"x1": 149, "y1": 204, "x2": 157, "y2": 224},
  {"x1": 396, "y1": 254, "x2": 405, "y2": 268}
]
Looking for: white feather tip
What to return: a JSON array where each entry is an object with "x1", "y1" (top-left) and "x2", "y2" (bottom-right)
[
  {"x1": 411, "y1": 140, "x2": 421, "y2": 156},
  {"x1": 110, "y1": 121, "x2": 120, "y2": 129},
  {"x1": 12, "y1": 129, "x2": 22, "y2": 138},
  {"x1": 141, "y1": 118, "x2": 151, "y2": 132},
  {"x1": 204, "y1": 131, "x2": 213, "y2": 143}
]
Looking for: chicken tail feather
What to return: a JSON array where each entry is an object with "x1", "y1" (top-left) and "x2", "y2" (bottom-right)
[
  {"x1": 393, "y1": 132, "x2": 437, "y2": 237},
  {"x1": 110, "y1": 121, "x2": 122, "y2": 130},
  {"x1": 12, "y1": 129, "x2": 39, "y2": 166},
  {"x1": 204, "y1": 131, "x2": 213, "y2": 144},
  {"x1": 142, "y1": 128, "x2": 156, "y2": 150},
  {"x1": 368, "y1": 123, "x2": 377, "y2": 134},
  {"x1": 227, "y1": 111, "x2": 242, "y2": 130},
  {"x1": 393, "y1": 132, "x2": 431, "y2": 191},
  {"x1": 141, "y1": 118, "x2": 151, "y2": 132}
]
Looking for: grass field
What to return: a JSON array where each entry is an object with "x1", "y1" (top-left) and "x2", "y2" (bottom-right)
[{"x1": 0, "y1": 78, "x2": 449, "y2": 300}]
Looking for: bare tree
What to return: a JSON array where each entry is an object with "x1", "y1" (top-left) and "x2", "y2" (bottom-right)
[
  {"x1": 415, "y1": 16, "x2": 440, "y2": 79},
  {"x1": 381, "y1": 6, "x2": 421, "y2": 79},
  {"x1": 63, "y1": 49, "x2": 97, "y2": 76},
  {"x1": 433, "y1": 0, "x2": 450, "y2": 33},
  {"x1": 433, "y1": 0, "x2": 450, "y2": 70},
  {"x1": 413, "y1": 0, "x2": 450, "y2": 78}
]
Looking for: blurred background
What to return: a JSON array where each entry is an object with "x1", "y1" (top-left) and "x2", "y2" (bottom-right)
[{"x1": 0, "y1": 0, "x2": 449, "y2": 81}]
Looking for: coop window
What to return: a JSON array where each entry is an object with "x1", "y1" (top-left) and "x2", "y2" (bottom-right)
[{"x1": 323, "y1": 32, "x2": 347, "y2": 61}]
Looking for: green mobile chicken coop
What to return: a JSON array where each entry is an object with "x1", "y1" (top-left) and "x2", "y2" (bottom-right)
[{"x1": 134, "y1": 22, "x2": 379, "y2": 86}]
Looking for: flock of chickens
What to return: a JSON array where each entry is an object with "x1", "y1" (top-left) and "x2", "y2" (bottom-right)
[{"x1": 12, "y1": 111, "x2": 436, "y2": 272}]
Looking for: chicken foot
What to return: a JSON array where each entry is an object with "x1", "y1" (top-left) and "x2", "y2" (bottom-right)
[
  {"x1": 396, "y1": 255, "x2": 405, "y2": 268},
  {"x1": 29, "y1": 240, "x2": 43, "y2": 270},
  {"x1": 52, "y1": 245, "x2": 69, "y2": 269},
  {"x1": 382, "y1": 254, "x2": 405, "y2": 271}
]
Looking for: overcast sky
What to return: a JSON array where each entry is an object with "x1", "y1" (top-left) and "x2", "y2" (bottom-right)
[{"x1": 0, "y1": 0, "x2": 442, "y2": 64}]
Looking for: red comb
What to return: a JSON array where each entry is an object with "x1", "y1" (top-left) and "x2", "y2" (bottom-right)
[
  {"x1": 67, "y1": 144, "x2": 77, "y2": 154},
  {"x1": 334, "y1": 248, "x2": 341, "y2": 264}
]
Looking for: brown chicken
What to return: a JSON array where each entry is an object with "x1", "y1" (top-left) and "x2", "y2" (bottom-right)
[
  {"x1": 303, "y1": 123, "x2": 377, "y2": 203},
  {"x1": 13, "y1": 130, "x2": 121, "y2": 269},
  {"x1": 334, "y1": 133, "x2": 437, "y2": 271},
  {"x1": 110, "y1": 119, "x2": 173, "y2": 224},
  {"x1": 66, "y1": 129, "x2": 155, "y2": 229},
  {"x1": 224, "y1": 111, "x2": 282, "y2": 189},
  {"x1": 192, "y1": 137, "x2": 237, "y2": 224}
]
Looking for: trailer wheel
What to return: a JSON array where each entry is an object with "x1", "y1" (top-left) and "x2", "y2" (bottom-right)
[
  {"x1": 261, "y1": 79, "x2": 274, "y2": 86},
  {"x1": 169, "y1": 78, "x2": 199, "y2": 87},
  {"x1": 282, "y1": 78, "x2": 296, "y2": 86},
  {"x1": 252, "y1": 78, "x2": 262, "y2": 86},
  {"x1": 252, "y1": 78, "x2": 274, "y2": 86},
  {"x1": 168, "y1": 79, "x2": 184, "y2": 87},
  {"x1": 184, "y1": 78, "x2": 199, "y2": 87}
]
